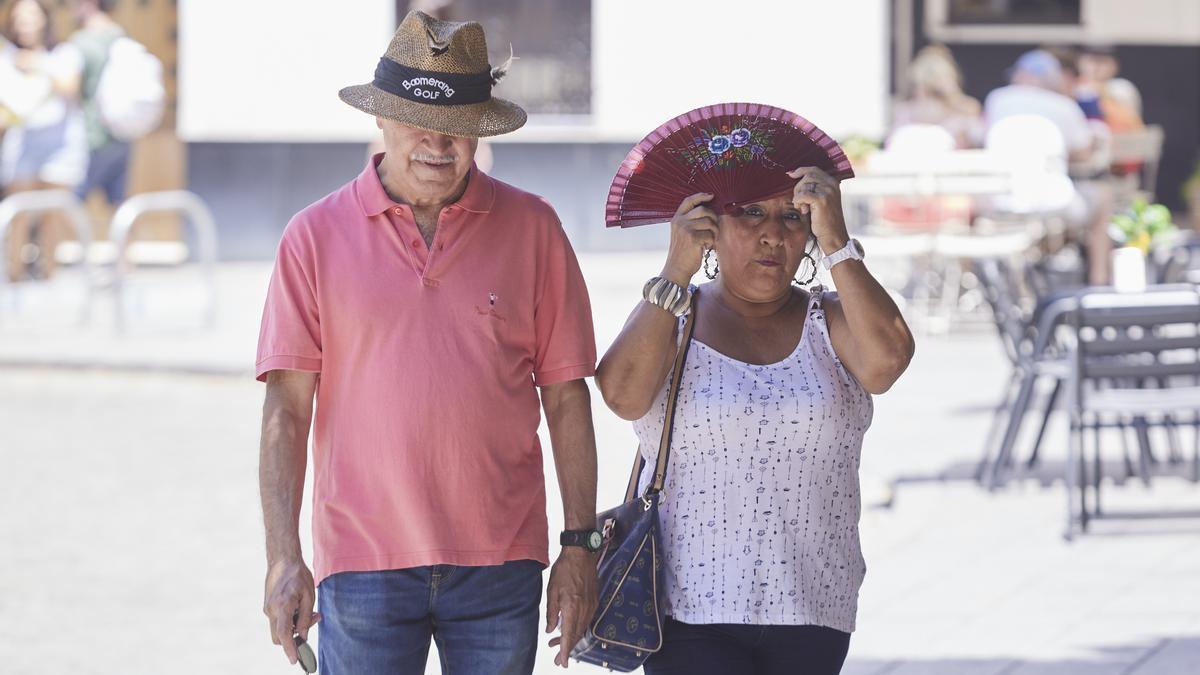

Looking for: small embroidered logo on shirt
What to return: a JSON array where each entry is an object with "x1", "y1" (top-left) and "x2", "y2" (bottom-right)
[{"x1": 475, "y1": 291, "x2": 506, "y2": 321}]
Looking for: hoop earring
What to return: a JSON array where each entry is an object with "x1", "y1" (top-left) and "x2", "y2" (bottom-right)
[
  {"x1": 794, "y1": 246, "x2": 819, "y2": 286},
  {"x1": 703, "y1": 247, "x2": 719, "y2": 280}
]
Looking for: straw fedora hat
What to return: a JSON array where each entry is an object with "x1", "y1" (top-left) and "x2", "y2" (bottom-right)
[{"x1": 339, "y1": 11, "x2": 527, "y2": 138}]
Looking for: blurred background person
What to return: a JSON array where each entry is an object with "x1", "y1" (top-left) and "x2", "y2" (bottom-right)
[
  {"x1": 0, "y1": 0, "x2": 86, "y2": 281},
  {"x1": 1054, "y1": 46, "x2": 1102, "y2": 121},
  {"x1": 1078, "y1": 44, "x2": 1144, "y2": 133},
  {"x1": 883, "y1": 45, "x2": 980, "y2": 233},
  {"x1": 984, "y1": 49, "x2": 1096, "y2": 161},
  {"x1": 984, "y1": 49, "x2": 1115, "y2": 283},
  {"x1": 890, "y1": 44, "x2": 983, "y2": 149},
  {"x1": 71, "y1": 0, "x2": 130, "y2": 207}
]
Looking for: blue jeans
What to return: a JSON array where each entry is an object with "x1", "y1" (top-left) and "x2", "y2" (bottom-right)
[
  {"x1": 643, "y1": 617, "x2": 851, "y2": 675},
  {"x1": 75, "y1": 140, "x2": 130, "y2": 205},
  {"x1": 317, "y1": 560, "x2": 543, "y2": 675}
]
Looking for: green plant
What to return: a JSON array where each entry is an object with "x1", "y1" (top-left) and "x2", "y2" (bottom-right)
[
  {"x1": 840, "y1": 134, "x2": 880, "y2": 164},
  {"x1": 1110, "y1": 197, "x2": 1176, "y2": 253},
  {"x1": 1184, "y1": 154, "x2": 1200, "y2": 204}
]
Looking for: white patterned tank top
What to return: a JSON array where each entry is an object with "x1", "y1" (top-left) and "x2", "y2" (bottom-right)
[{"x1": 632, "y1": 287, "x2": 873, "y2": 632}]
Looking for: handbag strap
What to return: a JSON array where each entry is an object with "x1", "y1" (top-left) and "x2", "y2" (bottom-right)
[{"x1": 622, "y1": 290, "x2": 700, "y2": 502}]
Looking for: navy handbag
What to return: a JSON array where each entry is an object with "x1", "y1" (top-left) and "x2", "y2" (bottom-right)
[{"x1": 570, "y1": 299, "x2": 697, "y2": 671}]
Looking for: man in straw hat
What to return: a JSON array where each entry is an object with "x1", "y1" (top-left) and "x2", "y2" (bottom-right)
[{"x1": 256, "y1": 11, "x2": 600, "y2": 673}]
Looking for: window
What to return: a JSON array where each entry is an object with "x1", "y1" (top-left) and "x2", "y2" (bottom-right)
[
  {"x1": 947, "y1": 0, "x2": 1082, "y2": 26},
  {"x1": 401, "y1": 0, "x2": 592, "y2": 115}
]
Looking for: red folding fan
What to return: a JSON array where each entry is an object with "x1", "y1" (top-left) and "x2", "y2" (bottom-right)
[{"x1": 605, "y1": 102, "x2": 854, "y2": 228}]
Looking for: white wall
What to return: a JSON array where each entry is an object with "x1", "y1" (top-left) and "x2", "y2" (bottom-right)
[
  {"x1": 925, "y1": 0, "x2": 1200, "y2": 45},
  {"x1": 585, "y1": 0, "x2": 890, "y2": 142},
  {"x1": 178, "y1": 0, "x2": 891, "y2": 144},
  {"x1": 177, "y1": 0, "x2": 394, "y2": 142}
]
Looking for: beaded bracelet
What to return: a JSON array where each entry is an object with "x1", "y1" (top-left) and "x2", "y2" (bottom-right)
[{"x1": 642, "y1": 276, "x2": 692, "y2": 317}]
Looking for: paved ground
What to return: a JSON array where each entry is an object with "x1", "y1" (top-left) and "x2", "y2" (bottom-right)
[{"x1": 2, "y1": 255, "x2": 1198, "y2": 674}]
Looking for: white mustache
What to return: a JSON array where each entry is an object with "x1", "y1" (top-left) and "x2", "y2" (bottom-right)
[{"x1": 410, "y1": 152, "x2": 456, "y2": 165}]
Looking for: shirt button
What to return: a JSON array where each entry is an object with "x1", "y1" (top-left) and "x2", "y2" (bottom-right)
[
  {"x1": 392, "y1": 207, "x2": 404, "y2": 216},
  {"x1": 411, "y1": 239, "x2": 421, "y2": 248}
]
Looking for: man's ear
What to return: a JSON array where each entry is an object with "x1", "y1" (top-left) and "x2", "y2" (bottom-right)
[{"x1": 375, "y1": 117, "x2": 384, "y2": 130}]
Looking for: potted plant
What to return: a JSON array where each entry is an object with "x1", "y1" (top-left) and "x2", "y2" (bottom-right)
[
  {"x1": 840, "y1": 134, "x2": 880, "y2": 172},
  {"x1": 1109, "y1": 197, "x2": 1177, "y2": 291}
]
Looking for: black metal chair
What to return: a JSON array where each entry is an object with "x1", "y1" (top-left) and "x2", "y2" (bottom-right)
[
  {"x1": 1156, "y1": 232, "x2": 1200, "y2": 285},
  {"x1": 1065, "y1": 288, "x2": 1200, "y2": 538},
  {"x1": 975, "y1": 257, "x2": 1071, "y2": 488}
]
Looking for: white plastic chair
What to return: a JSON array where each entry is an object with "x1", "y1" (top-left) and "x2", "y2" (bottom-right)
[
  {"x1": 984, "y1": 115, "x2": 1076, "y2": 217},
  {"x1": 886, "y1": 124, "x2": 957, "y2": 154}
]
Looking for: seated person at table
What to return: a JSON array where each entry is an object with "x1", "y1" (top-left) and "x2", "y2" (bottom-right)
[
  {"x1": 891, "y1": 45, "x2": 983, "y2": 149},
  {"x1": 1077, "y1": 45, "x2": 1144, "y2": 133},
  {"x1": 984, "y1": 49, "x2": 1099, "y2": 165},
  {"x1": 984, "y1": 49, "x2": 1115, "y2": 285}
]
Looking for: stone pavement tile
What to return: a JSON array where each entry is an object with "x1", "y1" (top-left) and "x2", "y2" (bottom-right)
[
  {"x1": 1098, "y1": 572, "x2": 1200, "y2": 614},
  {"x1": 925, "y1": 612, "x2": 1082, "y2": 660},
  {"x1": 885, "y1": 659, "x2": 1017, "y2": 675},
  {"x1": 1048, "y1": 616, "x2": 1194, "y2": 671},
  {"x1": 0, "y1": 370, "x2": 285, "y2": 674},
  {"x1": 850, "y1": 613, "x2": 984, "y2": 661},
  {"x1": 0, "y1": 263, "x2": 269, "y2": 373},
  {"x1": 860, "y1": 564, "x2": 1032, "y2": 622},
  {"x1": 841, "y1": 660, "x2": 901, "y2": 675},
  {"x1": 1127, "y1": 636, "x2": 1200, "y2": 674},
  {"x1": 1005, "y1": 660, "x2": 1132, "y2": 675},
  {"x1": 991, "y1": 611, "x2": 1200, "y2": 675}
]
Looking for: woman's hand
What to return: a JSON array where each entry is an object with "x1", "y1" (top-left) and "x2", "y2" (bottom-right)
[
  {"x1": 660, "y1": 192, "x2": 719, "y2": 285},
  {"x1": 787, "y1": 166, "x2": 850, "y2": 254}
]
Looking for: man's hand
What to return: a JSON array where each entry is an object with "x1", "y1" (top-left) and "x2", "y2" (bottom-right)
[
  {"x1": 540, "y1": 378, "x2": 599, "y2": 667},
  {"x1": 545, "y1": 548, "x2": 599, "y2": 668},
  {"x1": 263, "y1": 557, "x2": 319, "y2": 665}
]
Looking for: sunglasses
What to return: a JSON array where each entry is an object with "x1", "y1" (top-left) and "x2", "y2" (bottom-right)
[{"x1": 294, "y1": 634, "x2": 317, "y2": 674}]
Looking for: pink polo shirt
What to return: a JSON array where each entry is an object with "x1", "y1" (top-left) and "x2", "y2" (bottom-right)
[{"x1": 256, "y1": 155, "x2": 596, "y2": 585}]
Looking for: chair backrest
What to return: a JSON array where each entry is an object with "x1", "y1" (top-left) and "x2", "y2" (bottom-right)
[
  {"x1": 985, "y1": 115, "x2": 1067, "y2": 165},
  {"x1": 1071, "y1": 289, "x2": 1200, "y2": 388},
  {"x1": 975, "y1": 257, "x2": 1031, "y2": 365},
  {"x1": 1109, "y1": 125, "x2": 1164, "y2": 164},
  {"x1": 1109, "y1": 124, "x2": 1165, "y2": 198},
  {"x1": 886, "y1": 124, "x2": 957, "y2": 154},
  {"x1": 1157, "y1": 233, "x2": 1200, "y2": 285},
  {"x1": 1024, "y1": 248, "x2": 1086, "y2": 300},
  {"x1": 983, "y1": 115, "x2": 1074, "y2": 213}
]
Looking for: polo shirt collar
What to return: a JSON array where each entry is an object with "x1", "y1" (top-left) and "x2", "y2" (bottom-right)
[{"x1": 355, "y1": 153, "x2": 494, "y2": 217}]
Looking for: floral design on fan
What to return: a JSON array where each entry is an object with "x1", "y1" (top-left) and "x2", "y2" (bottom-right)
[{"x1": 674, "y1": 118, "x2": 774, "y2": 175}]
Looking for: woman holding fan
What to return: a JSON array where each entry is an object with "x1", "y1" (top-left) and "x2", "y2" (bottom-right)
[{"x1": 595, "y1": 104, "x2": 915, "y2": 674}]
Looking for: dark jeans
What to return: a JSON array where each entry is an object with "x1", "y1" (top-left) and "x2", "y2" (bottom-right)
[
  {"x1": 643, "y1": 617, "x2": 851, "y2": 675},
  {"x1": 76, "y1": 140, "x2": 130, "y2": 205},
  {"x1": 317, "y1": 560, "x2": 543, "y2": 675}
]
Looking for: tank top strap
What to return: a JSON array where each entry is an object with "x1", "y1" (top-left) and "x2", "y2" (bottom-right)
[
  {"x1": 675, "y1": 284, "x2": 699, "y2": 346},
  {"x1": 806, "y1": 284, "x2": 825, "y2": 312}
]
